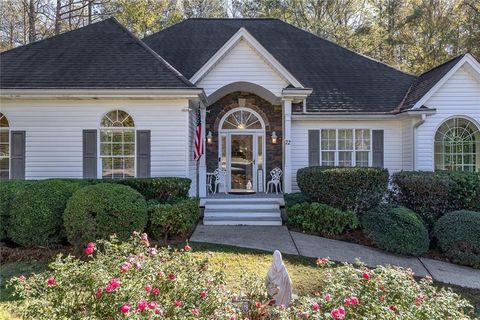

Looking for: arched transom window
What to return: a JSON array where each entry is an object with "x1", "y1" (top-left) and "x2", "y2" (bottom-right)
[
  {"x1": 221, "y1": 109, "x2": 264, "y2": 130},
  {"x1": 434, "y1": 117, "x2": 480, "y2": 172},
  {"x1": 100, "y1": 110, "x2": 135, "y2": 179},
  {"x1": 0, "y1": 113, "x2": 9, "y2": 180}
]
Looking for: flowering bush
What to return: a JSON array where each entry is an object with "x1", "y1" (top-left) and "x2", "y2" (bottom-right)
[
  {"x1": 238, "y1": 262, "x2": 474, "y2": 320},
  {"x1": 9, "y1": 233, "x2": 237, "y2": 319}
]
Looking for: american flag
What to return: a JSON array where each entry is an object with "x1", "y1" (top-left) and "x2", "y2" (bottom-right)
[{"x1": 194, "y1": 108, "x2": 204, "y2": 161}]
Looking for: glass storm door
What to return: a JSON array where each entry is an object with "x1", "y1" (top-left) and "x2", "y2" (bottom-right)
[{"x1": 229, "y1": 134, "x2": 255, "y2": 192}]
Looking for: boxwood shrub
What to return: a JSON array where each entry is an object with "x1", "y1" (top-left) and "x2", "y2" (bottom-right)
[
  {"x1": 434, "y1": 210, "x2": 480, "y2": 268},
  {"x1": 8, "y1": 179, "x2": 86, "y2": 247},
  {"x1": 287, "y1": 202, "x2": 359, "y2": 236},
  {"x1": 362, "y1": 205, "x2": 429, "y2": 256},
  {"x1": 64, "y1": 183, "x2": 148, "y2": 249},
  {"x1": 391, "y1": 171, "x2": 480, "y2": 229},
  {"x1": 114, "y1": 177, "x2": 191, "y2": 202},
  {"x1": 296, "y1": 166, "x2": 389, "y2": 213},
  {"x1": 148, "y1": 198, "x2": 199, "y2": 240},
  {"x1": 284, "y1": 192, "x2": 311, "y2": 209},
  {"x1": 0, "y1": 180, "x2": 33, "y2": 240}
]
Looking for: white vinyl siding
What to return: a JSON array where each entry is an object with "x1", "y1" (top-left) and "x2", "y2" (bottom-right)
[
  {"x1": 415, "y1": 65, "x2": 480, "y2": 171},
  {"x1": 0, "y1": 99, "x2": 191, "y2": 181},
  {"x1": 188, "y1": 101, "x2": 199, "y2": 196},
  {"x1": 197, "y1": 39, "x2": 288, "y2": 97},
  {"x1": 291, "y1": 120, "x2": 403, "y2": 192}
]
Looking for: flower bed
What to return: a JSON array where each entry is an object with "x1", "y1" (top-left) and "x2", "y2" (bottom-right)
[{"x1": 8, "y1": 234, "x2": 475, "y2": 319}]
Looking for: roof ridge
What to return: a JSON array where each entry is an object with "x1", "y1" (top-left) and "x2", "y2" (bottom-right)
[
  {"x1": 185, "y1": 17, "x2": 279, "y2": 20},
  {"x1": 109, "y1": 18, "x2": 194, "y2": 88},
  {"x1": 416, "y1": 53, "x2": 466, "y2": 77},
  {"x1": 274, "y1": 19, "x2": 416, "y2": 78},
  {"x1": 0, "y1": 17, "x2": 114, "y2": 55}
]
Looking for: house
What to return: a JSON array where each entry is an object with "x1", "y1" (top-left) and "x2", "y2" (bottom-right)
[{"x1": 1, "y1": 18, "x2": 479, "y2": 225}]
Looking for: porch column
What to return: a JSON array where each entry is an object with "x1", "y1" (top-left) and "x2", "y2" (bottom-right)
[
  {"x1": 199, "y1": 106, "x2": 207, "y2": 197},
  {"x1": 282, "y1": 98, "x2": 292, "y2": 193}
]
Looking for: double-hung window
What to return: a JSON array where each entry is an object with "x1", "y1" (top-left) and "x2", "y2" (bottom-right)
[{"x1": 319, "y1": 129, "x2": 371, "y2": 167}]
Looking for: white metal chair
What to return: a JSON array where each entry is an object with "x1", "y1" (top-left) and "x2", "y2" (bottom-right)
[
  {"x1": 266, "y1": 167, "x2": 283, "y2": 194},
  {"x1": 206, "y1": 172, "x2": 214, "y2": 194},
  {"x1": 213, "y1": 168, "x2": 227, "y2": 194}
]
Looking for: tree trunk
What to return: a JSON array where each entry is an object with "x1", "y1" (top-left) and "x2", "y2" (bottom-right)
[
  {"x1": 55, "y1": 0, "x2": 62, "y2": 35},
  {"x1": 28, "y1": 0, "x2": 35, "y2": 43}
]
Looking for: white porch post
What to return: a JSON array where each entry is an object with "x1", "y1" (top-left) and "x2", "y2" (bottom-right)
[
  {"x1": 199, "y1": 106, "x2": 207, "y2": 197},
  {"x1": 282, "y1": 98, "x2": 292, "y2": 193}
]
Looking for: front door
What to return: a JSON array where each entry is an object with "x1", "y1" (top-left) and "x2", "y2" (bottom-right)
[{"x1": 230, "y1": 133, "x2": 255, "y2": 192}]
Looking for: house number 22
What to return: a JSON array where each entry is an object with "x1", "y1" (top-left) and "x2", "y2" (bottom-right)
[{"x1": 284, "y1": 140, "x2": 291, "y2": 145}]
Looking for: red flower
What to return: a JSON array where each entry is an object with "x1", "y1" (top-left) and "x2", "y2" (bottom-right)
[
  {"x1": 362, "y1": 272, "x2": 370, "y2": 280},
  {"x1": 379, "y1": 296, "x2": 385, "y2": 302},
  {"x1": 191, "y1": 308, "x2": 200, "y2": 316},
  {"x1": 155, "y1": 308, "x2": 164, "y2": 315},
  {"x1": 137, "y1": 300, "x2": 147, "y2": 311},
  {"x1": 316, "y1": 257, "x2": 330, "y2": 265},
  {"x1": 120, "y1": 304, "x2": 131, "y2": 313},
  {"x1": 84, "y1": 246, "x2": 94, "y2": 255},
  {"x1": 95, "y1": 288, "x2": 103, "y2": 299},
  {"x1": 148, "y1": 301, "x2": 157, "y2": 310},
  {"x1": 152, "y1": 288, "x2": 160, "y2": 295},
  {"x1": 330, "y1": 307, "x2": 345, "y2": 319},
  {"x1": 350, "y1": 297, "x2": 359, "y2": 305},
  {"x1": 184, "y1": 245, "x2": 192, "y2": 252},
  {"x1": 311, "y1": 302, "x2": 320, "y2": 310},
  {"x1": 255, "y1": 302, "x2": 262, "y2": 309},
  {"x1": 389, "y1": 305, "x2": 397, "y2": 312},
  {"x1": 168, "y1": 274, "x2": 177, "y2": 281},
  {"x1": 174, "y1": 300, "x2": 183, "y2": 308},
  {"x1": 145, "y1": 284, "x2": 152, "y2": 292},
  {"x1": 47, "y1": 277, "x2": 56, "y2": 286},
  {"x1": 105, "y1": 278, "x2": 120, "y2": 292},
  {"x1": 201, "y1": 290, "x2": 208, "y2": 298},
  {"x1": 415, "y1": 295, "x2": 423, "y2": 306}
]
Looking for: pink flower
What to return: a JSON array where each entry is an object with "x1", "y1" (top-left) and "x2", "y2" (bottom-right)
[
  {"x1": 152, "y1": 288, "x2": 160, "y2": 295},
  {"x1": 149, "y1": 248, "x2": 157, "y2": 256},
  {"x1": 86, "y1": 242, "x2": 95, "y2": 248},
  {"x1": 201, "y1": 290, "x2": 208, "y2": 298},
  {"x1": 145, "y1": 284, "x2": 152, "y2": 292},
  {"x1": 174, "y1": 300, "x2": 183, "y2": 308},
  {"x1": 311, "y1": 302, "x2": 320, "y2": 310},
  {"x1": 316, "y1": 257, "x2": 330, "y2": 265},
  {"x1": 191, "y1": 308, "x2": 200, "y2": 316},
  {"x1": 120, "y1": 262, "x2": 132, "y2": 273},
  {"x1": 344, "y1": 298, "x2": 351, "y2": 306},
  {"x1": 95, "y1": 288, "x2": 103, "y2": 299},
  {"x1": 148, "y1": 301, "x2": 157, "y2": 310},
  {"x1": 350, "y1": 297, "x2": 359, "y2": 305},
  {"x1": 105, "y1": 278, "x2": 120, "y2": 292},
  {"x1": 135, "y1": 262, "x2": 142, "y2": 270},
  {"x1": 120, "y1": 304, "x2": 130, "y2": 313},
  {"x1": 230, "y1": 316, "x2": 236, "y2": 320},
  {"x1": 389, "y1": 305, "x2": 397, "y2": 312},
  {"x1": 415, "y1": 295, "x2": 423, "y2": 306},
  {"x1": 325, "y1": 293, "x2": 332, "y2": 302},
  {"x1": 137, "y1": 300, "x2": 147, "y2": 311},
  {"x1": 184, "y1": 245, "x2": 192, "y2": 252},
  {"x1": 19, "y1": 275, "x2": 26, "y2": 283},
  {"x1": 362, "y1": 271, "x2": 370, "y2": 280},
  {"x1": 84, "y1": 246, "x2": 94, "y2": 255},
  {"x1": 330, "y1": 307, "x2": 345, "y2": 319},
  {"x1": 255, "y1": 302, "x2": 262, "y2": 309},
  {"x1": 168, "y1": 274, "x2": 177, "y2": 281},
  {"x1": 155, "y1": 308, "x2": 164, "y2": 315},
  {"x1": 47, "y1": 277, "x2": 56, "y2": 286}
]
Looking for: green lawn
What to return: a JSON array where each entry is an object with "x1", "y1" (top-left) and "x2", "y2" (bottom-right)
[{"x1": 1, "y1": 243, "x2": 478, "y2": 319}]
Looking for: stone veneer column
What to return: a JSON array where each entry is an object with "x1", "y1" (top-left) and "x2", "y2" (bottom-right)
[{"x1": 283, "y1": 99, "x2": 292, "y2": 193}]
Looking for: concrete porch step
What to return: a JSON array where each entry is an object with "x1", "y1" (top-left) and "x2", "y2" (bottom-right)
[
  {"x1": 203, "y1": 216, "x2": 283, "y2": 226},
  {"x1": 204, "y1": 201, "x2": 280, "y2": 210},
  {"x1": 204, "y1": 208, "x2": 281, "y2": 218}
]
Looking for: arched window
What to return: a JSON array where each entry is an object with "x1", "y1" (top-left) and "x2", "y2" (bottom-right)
[
  {"x1": 0, "y1": 113, "x2": 9, "y2": 180},
  {"x1": 100, "y1": 110, "x2": 135, "y2": 179},
  {"x1": 221, "y1": 108, "x2": 264, "y2": 130},
  {"x1": 434, "y1": 117, "x2": 480, "y2": 172}
]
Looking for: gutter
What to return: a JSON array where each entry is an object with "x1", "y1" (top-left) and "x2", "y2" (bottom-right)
[{"x1": 412, "y1": 113, "x2": 427, "y2": 170}]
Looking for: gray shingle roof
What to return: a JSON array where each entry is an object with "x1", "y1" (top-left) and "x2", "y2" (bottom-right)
[
  {"x1": 143, "y1": 18, "x2": 416, "y2": 113},
  {"x1": 0, "y1": 17, "x2": 194, "y2": 89}
]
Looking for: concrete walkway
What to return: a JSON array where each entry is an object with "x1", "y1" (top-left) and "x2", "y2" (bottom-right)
[{"x1": 190, "y1": 225, "x2": 480, "y2": 290}]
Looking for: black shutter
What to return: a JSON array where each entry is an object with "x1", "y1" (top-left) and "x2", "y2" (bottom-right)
[
  {"x1": 10, "y1": 131, "x2": 25, "y2": 179},
  {"x1": 308, "y1": 130, "x2": 320, "y2": 166},
  {"x1": 82, "y1": 130, "x2": 97, "y2": 178},
  {"x1": 136, "y1": 130, "x2": 151, "y2": 178},
  {"x1": 372, "y1": 130, "x2": 384, "y2": 168}
]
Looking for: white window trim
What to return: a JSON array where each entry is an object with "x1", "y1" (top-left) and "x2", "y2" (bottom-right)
[
  {"x1": 0, "y1": 113, "x2": 10, "y2": 180},
  {"x1": 319, "y1": 129, "x2": 372, "y2": 167}
]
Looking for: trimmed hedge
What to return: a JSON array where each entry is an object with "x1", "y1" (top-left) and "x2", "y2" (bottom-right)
[
  {"x1": 287, "y1": 202, "x2": 359, "y2": 236},
  {"x1": 148, "y1": 198, "x2": 199, "y2": 240},
  {"x1": 8, "y1": 179, "x2": 86, "y2": 247},
  {"x1": 64, "y1": 183, "x2": 148, "y2": 249},
  {"x1": 297, "y1": 166, "x2": 389, "y2": 213},
  {"x1": 284, "y1": 192, "x2": 311, "y2": 209},
  {"x1": 434, "y1": 210, "x2": 480, "y2": 268},
  {"x1": 0, "y1": 180, "x2": 33, "y2": 240},
  {"x1": 113, "y1": 177, "x2": 191, "y2": 202},
  {"x1": 391, "y1": 171, "x2": 480, "y2": 228},
  {"x1": 362, "y1": 205, "x2": 429, "y2": 256}
]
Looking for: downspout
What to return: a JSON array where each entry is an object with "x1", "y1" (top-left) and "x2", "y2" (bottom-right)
[{"x1": 412, "y1": 114, "x2": 427, "y2": 170}]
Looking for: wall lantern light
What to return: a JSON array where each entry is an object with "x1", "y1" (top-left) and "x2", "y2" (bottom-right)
[
  {"x1": 207, "y1": 131, "x2": 213, "y2": 144},
  {"x1": 271, "y1": 131, "x2": 277, "y2": 144}
]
